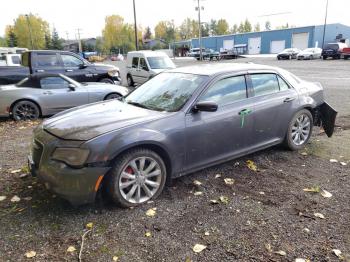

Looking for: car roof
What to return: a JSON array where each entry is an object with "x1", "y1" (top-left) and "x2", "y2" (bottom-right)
[
  {"x1": 167, "y1": 63, "x2": 278, "y2": 76},
  {"x1": 127, "y1": 50, "x2": 168, "y2": 57}
]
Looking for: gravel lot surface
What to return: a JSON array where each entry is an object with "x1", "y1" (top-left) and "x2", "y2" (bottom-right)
[{"x1": 0, "y1": 57, "x2": 349, "y2": 262}]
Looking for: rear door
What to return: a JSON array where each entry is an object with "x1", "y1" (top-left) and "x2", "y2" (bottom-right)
[
  {"x1": 38, "y1": 76, "x2": 88, "y2": 114},
  {"x1": 246, "y1": 72, "x2": 300, "y2": 148},
  {"x1": 137, "y1": 57, "x2": 150, "y2": 84},
  {"x1": 32, "y1": 52, "x2": 63, "y2": 74},
  {"x1": 130, "y1": 57, "x2": 140, "y2": 84}
]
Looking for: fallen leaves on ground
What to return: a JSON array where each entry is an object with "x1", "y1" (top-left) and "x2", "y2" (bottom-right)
[
  {"x1": 295, "y1": 259, "x2": 311, "y2": 262},
  {"x1": 11, "y1": 195, "x2": 21, "y2": 202},
  {"x1": 10, "y1": 169, "x2": 21, "y2": 174},
  {"x1": 193, "y1": 180, "x2": 202, "y2": 186},
  {"x1": 265, "y1": 243, "x2": 273, "y2": 253},
  {"x1": 0, "y1": 196, "x2": 6, "y2": 201},
  {"x1": 192, "y1": 244, "x2": 206, "y2": 253},
  {"x1": 332, "y1": 249, "x2": 343, "y2": 259},
  {"x1": 330, "y1": 159, "x2": 338, "y2": 163},
  {"x1": 112, "y1": 256, "x2": 119, "y2": 261},
  {"x1": 340, "y1": 162, "x2": 347, "y2": 166},
  {"x1": 215, "y1": 174, "x2": 221, "y2": 178},
  {"x1": 246, "y1": 160, "x2": 258, "y2": 172},
  {"x1": 86, "y1": 222, "x2": 94, "y2": 229},
  {"x1": 67, "y1": 246, "x2": 76, "y2": 252},
  {"x1": 303, "y1": 186, "x2": 320, "y2": 193},
  {"x1": 301, "y1": 152, "x2": 308, "y2": 156},
  {"x1": 320, "y1": 190, "x2": 332, "y2": 198},
  {"x1": 193, "y1": 191, "x2": 203, "y2": 196},
  {"x1": 19, "y1": 173, "x2": 28, "y2": 179},
  {"x1": 224, "y1": 178, "x2": 235, "y2": 185},
  {"x1": 314, "y1": 213, "x2": 325, "y2": 219},
  {"x1": 146, "y1": 208, "x2": 157, "y2": 217},
  {"x1": 210, "y1": 199, "x2": 219, "y2": 204},
  {"x1": 25, "y1": 251, "x2": 36, "y2": 258},
  {"x1": 219, "y1": 196, "x2": 229, "y2": 204},
  {"x1": 274, "y1": 250, "x2": 286, "y2": 256},
  {"x1": 145, "y1": 231, "x2": 152, "y2": 237},
  {"x1": 204, "y1": 231, "x2": 210, "y2": 236}
]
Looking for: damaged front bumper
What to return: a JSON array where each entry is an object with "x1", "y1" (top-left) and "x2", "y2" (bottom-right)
[{"x1": 314, "y1": 102, "x2": 338, "y2": 137}]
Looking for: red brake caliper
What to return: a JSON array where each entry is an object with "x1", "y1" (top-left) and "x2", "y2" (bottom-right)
[{"x1": 122, "y1": 166, "x2": 134, "y2": 183}]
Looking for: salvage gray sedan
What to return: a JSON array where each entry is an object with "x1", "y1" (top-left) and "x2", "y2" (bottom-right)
[
  {"x1": 28, "y1": 63, "x2": 337, "y2": 207},
  {"x1": 0, "y1": 74, "x2": 129, "y2": 120}
]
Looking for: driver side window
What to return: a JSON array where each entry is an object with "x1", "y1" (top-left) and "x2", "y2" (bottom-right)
[
  {"x1": 139, "y1": 58, "x2": 148, "y2": 71},
  {"x1": 61, "y1": 55, "x2": 83, "y2": 67},
  {"x1": 40, "y1": 77, "x2": 69, "y2": 89},
  {"x1": 199, "y1": 75, "x2": 247, "y2": 107}
]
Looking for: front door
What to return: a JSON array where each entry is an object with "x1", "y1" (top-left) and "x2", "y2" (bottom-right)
[
  {"x1": 185, "y1": 74, "x2": 255, "y2": 171},
  {"x1": 248, "y1": 37, "x2": 261, "y2": 55},
  {"x1": 137, "y1": 57, "x2": 150, "y2": 85},
  {"x1": 60, "y1": 53, "x2": 96, "y2": 82},
  {"x1": 246, "y1": 73, "x2": 300, "y2": 148},
  {"x1": 38, "y1": 76, "x2": 89, "y2": 115},
  {"x1": 32, "y1": 52, "x2": 63, "y2": 74}
]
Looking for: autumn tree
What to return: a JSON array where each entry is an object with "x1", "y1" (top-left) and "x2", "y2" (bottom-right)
[
  {"x1": 243, "y1": 19, "x2": 252, "y2": 32},
  {"x1": 238, "y1": 22, "x2": 245, "y2": 33},
  {"x1": 0, "y1": 37, "x2": 7, "y2": 47},
  {"x1": 11, "y1": 14, "x2": 49, "y2": 49},
  {"x1": 230, "y1": 24, "x2": 238, "y2": 34},
  {"x1": 216, "y1": 19, "x2": 229, "y2": 35},
  {"x1": 179, "y1": 18, "x2": 194, "y2": 40}
]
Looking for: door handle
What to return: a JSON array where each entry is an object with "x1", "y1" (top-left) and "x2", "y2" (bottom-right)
[
  {"x1": 43, "y1": 91, "x2": 53, "y2": 95},
  {"x1": 283, "y1": 97, "x2": 295, "y2": 103},
  {"x1": 66, "y1": 69, "x2": 73, "y2": 72},
  {"x1": 36, "y1": 69, "x2": 45, "y2": 73},
  {"x1": 238, "y1": 108, "x2": 252, "y2": 115}
]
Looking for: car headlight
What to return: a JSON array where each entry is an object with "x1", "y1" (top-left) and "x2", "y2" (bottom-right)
[
  {"x1": 52, "y1": 148, "x2": 90, "y2": 167},
  {"x1": 108, "y1": 69, "x2": 120, "y2": 78}
]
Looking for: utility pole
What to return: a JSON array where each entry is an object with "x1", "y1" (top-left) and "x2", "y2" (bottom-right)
[
  {"x1": 133, "y1": 0, "x2": 139, "y2": 50},
  {"x1": 65, "y1": 31, "x2": 69, "y2": 40},
  {"x1": 195, "y1": 0, "x2": 204, "y2": 61},
  {"x1": 76, "y1": 28, "x2": 82, "y2": 53},
  {"x1": 322, "y1": 0, "x2": 329, "y2": 49},
  {"x1": 25, "y1": 14, "x2": 34, "y2": 50}
]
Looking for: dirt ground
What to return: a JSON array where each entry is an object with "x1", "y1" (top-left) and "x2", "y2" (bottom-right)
[{"x1": 0, "y1": 115, "x2": 349, "y2": 262}]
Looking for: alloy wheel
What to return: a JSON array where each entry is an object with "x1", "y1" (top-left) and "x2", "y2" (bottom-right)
[
  {"x1": 13, "y1": 102, "x2": 39, "y2": 121},
  {"x1": 119, "y1": 156, "x2": 162, "y2": 204},
  {"x1": 291, "y1": 113, "x2": 311, "y2": 146}
]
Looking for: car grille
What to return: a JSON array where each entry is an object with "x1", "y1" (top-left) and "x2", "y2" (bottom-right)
[{"x1": 32, "y1": 139, "x2": 43, "y2": 168}]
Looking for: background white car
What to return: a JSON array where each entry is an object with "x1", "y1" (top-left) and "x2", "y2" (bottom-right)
[{"x1": 297, "y1": 48, "x2": 322, "y2": 60}]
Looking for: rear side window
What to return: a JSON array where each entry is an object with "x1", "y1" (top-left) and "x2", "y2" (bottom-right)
[
  {"x1": 140, "y1": 58, "x2": 148, "y2": 70},
  {"x1": 251, "y1": 74, "x2": 280, "y2": 96},
  {"x1": 11, "y1": 56, "x2": 21, "y2": 64},
  {"x1": 36, "y1": 54, "x2": 60, "y2": 67},
  {"x1": 200, "y1": 75, "x2": 247, "y2": 106},
  {"x1": 277, "y1": 75, "x2": 290, "y2": 91},
  {"x1": 132, "y1": 57, "x2": 139, "y2": 68},
  {"x1": 40, "y1": 77, "x2": 69, "y2": 89}
]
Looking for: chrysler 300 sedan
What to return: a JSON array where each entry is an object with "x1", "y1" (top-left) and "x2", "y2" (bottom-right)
[{"x1": 29, "y1": 63, "x2": 337, "y2": 207}]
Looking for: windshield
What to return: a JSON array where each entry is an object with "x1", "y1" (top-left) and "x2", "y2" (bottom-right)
[
  {"x1": 325, "y1": 44, "x2": 339, "y2": 50},
  {"x1": 125, "y1": 72, "x2": 207, "y2": 112},
  {"x1": 147, "y1": 56, "x2": 175, "y2": 69}
]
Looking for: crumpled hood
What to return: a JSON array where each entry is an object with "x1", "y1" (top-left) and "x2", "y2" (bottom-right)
[{"x1": 43, "y1": 101, "x2": 166, "y2": 141}]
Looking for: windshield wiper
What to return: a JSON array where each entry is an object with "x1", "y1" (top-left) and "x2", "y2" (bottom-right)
[{"x1": 127, "y1": 101, "x2": 151, "y2": 110}]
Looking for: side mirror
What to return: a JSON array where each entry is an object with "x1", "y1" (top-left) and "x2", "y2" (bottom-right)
[
  {"x1": 79, "y1": 63, "x2": 87, "y2": 69},
  {"x1": 68, "y1": 83, "x2": 76, "y2": 91},
  {"x1": 193, "y1": 101, "x2": 218, "y2": 113},
  {"x1": 142, "y1": 66, "x2": 149, "y2": 71}
]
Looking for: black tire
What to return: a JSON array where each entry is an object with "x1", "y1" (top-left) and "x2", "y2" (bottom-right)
[
  {"x1": 323, "y1": 56, "x2": 327, "y2": 60},
  {"x1": 100, "y1": 78, "x2": 114, "y2": 84},
  {"x1": 310, "y1": 55, "x2": 313, "y2": 60},
  {"x1": 12, "y1": 100, "x2": 40, "y2": 121},
  {"x1": 277, "y1": 56, "x2": 281, "y2": 60},
  {"x1": 127, "y1": 74, "x2": 134, "y2": 87},
  {"x1": 106, "y1": 148, "x2": 167, "y2": 207},
  {"x1": 105, "y1": 93, "x2": 122, "y2": 100},
  {"x1": 284, "y1": 109, "x2": 313, "y2": 151}
]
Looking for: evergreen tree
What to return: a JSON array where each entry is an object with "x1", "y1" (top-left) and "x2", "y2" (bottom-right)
[
  {"x1": 51, "y1": 27, "x2": 63, "y2": 50},
  {"x1": 6, "y1": 26, "x2": 18, "y2": 47},
  {"x1": 243, "y1": 19, "x2": 252, "y2": 33},
  {"x1": 254, "y1": 23, "x2": 261, "y2": 32},
  {"x1": 44, "y1": 33, "x2": 51, "y2": 49},
  {"x1": 143, "y1": 27, "x2": 152, "y2": 40},
  {"x1": 230, "y1": 24, "x2": 238, "y2": 34},
  {"x1": 265, "y1": 21, "x2": 271, "y2": 30}
]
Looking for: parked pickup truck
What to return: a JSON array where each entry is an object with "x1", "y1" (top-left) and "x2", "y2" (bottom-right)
[{"x1": 0, "y1": 50, "x2": 120, "y2": 85}]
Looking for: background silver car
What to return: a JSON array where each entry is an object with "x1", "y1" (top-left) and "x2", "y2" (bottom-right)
[
  {"x1": 0, "y1": 74, "x2": 129, "y2": 120},
  {"x1": 297, "y1": 48, "x2": 322, "y2": 60}
]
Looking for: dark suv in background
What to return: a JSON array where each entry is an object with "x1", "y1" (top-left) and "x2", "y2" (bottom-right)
[{"x1": 321, "y1": 42, "x2": 348, "y2": 60}]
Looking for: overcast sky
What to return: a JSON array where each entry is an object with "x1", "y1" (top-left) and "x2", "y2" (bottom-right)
[{"x1": 0, "y1": 0, "x2": 349, "y2": 39}]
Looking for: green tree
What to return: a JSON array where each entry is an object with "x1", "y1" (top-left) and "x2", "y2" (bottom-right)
[
  {"x1": 201, "y1": 23, "x2": 210, "y2": 37},
  {"x1": 143, "y1": 26, "x2": 152, "y2": 40},
  {"x1": 12, "y1": 14, "x2": 49, "y2": 49},
  {"x1": 265, "y1": 21, "x2": 271, "y2": 30},
  {"x1": 230, "y1": 24, "x2": 238, "y2": 34},
  {"x1": 254, "y1": 23, "x2": 261, "y2": 32},
  {"x1": 179, "y1": 18, "x2": 194, "y2": 40},
  {"x1": 0, "y1": 37, "x2": 7, "y2": 46},
  {"x1": 5, "y1": 25, "x2": 17, "y2": 47},
  {"x1": 216, "y1": 19, "x2": 229, "y2": 35},
  {"x1": 209, "y1": 19, "x2": 218, "y2": 35},
  {"x1": 51, "y1": 27, "x2": 63, "y2": 50},
  {"x1": 238, "y1": 22, "x2": 245, "y2": 33},
  {"x1": 44, "y1": 33, "x2": 51, "y2": 49},
  {"x1": 243, "y1": 19, "x2": 252, "y2": 32}
]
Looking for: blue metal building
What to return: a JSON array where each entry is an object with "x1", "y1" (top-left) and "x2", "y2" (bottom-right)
[{"x1": 174, "y1": 23, "x2": 350, "y2": 55}]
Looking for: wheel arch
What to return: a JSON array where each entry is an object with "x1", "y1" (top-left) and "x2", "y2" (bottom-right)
[
  {"x1": 103, "y1": 92, "x2": 122, "y2": 100},
  {"x1": 10, "y1": 98, "x2": 42, "y2": 117}
]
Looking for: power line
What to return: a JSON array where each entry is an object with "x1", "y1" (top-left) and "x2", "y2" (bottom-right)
[{"x1": 258, "y1": 12, "x2": 291, "y2": 18}]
